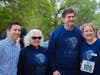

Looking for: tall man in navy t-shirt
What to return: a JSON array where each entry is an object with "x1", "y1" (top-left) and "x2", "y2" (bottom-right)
[{"x1": 48, "y1": 8, "x2": 83, "y2": 75}]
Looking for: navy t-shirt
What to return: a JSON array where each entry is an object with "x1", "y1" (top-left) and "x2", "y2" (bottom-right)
[
  {"x1": 80, "y1": 39, "x2": 100, "y2": 75},
  {"x1": 17, "y1": 45, "x2": 48, "y2": 75}
]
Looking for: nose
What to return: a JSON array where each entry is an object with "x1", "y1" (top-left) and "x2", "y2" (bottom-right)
[
  {"x1": 16, "y1": 30, "x2": 21, "y2": 35},
  {"x1": 17, "y1": 30, "x2": 21, "y2": 33},
  {"x1": 70, "y1": 16, "x2": 74, "y2": 20},
  {"x1": 70, "y1": 17, "x2": 73, "y2": 20}
]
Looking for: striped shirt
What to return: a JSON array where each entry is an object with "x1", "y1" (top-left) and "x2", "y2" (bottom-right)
[{"x1": 0, "y1": 37, "x2": 20, "y2": 75}]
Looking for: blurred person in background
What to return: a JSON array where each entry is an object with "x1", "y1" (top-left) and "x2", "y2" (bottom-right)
[
  {"x1": 17, "y1": 26, "x2": 27, "y2": 48},
  {"x1": 96, "y1": 29, "x2": 100, "y2": 38}
]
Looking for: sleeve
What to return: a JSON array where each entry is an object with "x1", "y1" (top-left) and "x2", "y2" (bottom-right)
[
  {"x1": 94, "y1": 45, "x2": 100, "y2": 74},
  {"x1": 47, "y1": 32, "x2": 57, "y2": 72},
  {"x1": 17, "y1": 49, "x2": 25, "y2": 75},
  {"x1": 0, "y1": 45, "x2": 4, "y2": 64}
]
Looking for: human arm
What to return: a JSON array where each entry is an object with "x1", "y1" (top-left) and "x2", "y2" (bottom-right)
[
  {"x1": 47, "y1": 32, "x2": 59, "y2": 73},
  {"x1": 17, "y1": 49, "x2": 25, "y2": 75}
]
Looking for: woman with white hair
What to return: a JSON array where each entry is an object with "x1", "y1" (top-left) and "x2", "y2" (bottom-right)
[{"x1": 17, "y1": 29, "x2": 49, "y2": 75}]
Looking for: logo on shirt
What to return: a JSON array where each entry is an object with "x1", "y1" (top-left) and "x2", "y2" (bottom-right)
[
  {"x1": 86, "y1": 50, "x2": 97, "y2": 60},
  {"x1": 35, "y1": 53, "x2": 47, "y2": 65},
  {"x1": 66, "y1": 37, "x2": 78, "y2": 49}
]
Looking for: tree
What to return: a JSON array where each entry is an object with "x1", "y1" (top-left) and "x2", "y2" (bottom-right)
[{"x1": 0, "y1": 0, "x2": 100, "y2": 39}]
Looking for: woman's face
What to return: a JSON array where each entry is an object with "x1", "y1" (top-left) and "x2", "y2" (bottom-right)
[
  {"x1": 30, "y1": 32, "x2": 42, "y2": 47},
  {"x1": 83, "y1": 26, "x2": 95, "y2": 41}
]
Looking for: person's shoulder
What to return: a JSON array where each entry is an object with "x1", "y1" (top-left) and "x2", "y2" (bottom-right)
[
  {"x1": 81, "y1": 40, "x2": 87, "y2": 46},
  {"x1": 21, "y1": 45, "x2": 31, "y2": 53},
  {"x1": 53, "y1": 25, "x2": 64, "y2": 33},
  {"x1": 40, "y1": 46, "x2": 47, "y2": 51},
  {"x1": 22, "y1": 45, "x2": 31, "y2": 50},
  {"x1": 96, "y1": 39, "x2": 100, "y2": 50},
  {"x1": 51, "y1": 25, "x2": 64, "y2": 37},
  {"x1": 97, "y1": 38, "x2": 100, "y2": 41},
  {"x1": 74, "y1": 26, "x2": 81, "y2": 32},
  {"x1": 96, "y1": 39, "x2": 100, "y2": 43},
  {"x1": 39, "y1": 46, "x2": 48, "y2": 53},
  {"x1": 0, "y1": 40, "x2": 3, "y2": 46},
  {"x1": 0, "y1": 39, "x2": 6, "y2": 46},
  {"x1": 74, "y1": 26, "x2": 82, "y2": 36},
  {"x1": 0, "y1": 39, "x2": 6, "y2": 53}
]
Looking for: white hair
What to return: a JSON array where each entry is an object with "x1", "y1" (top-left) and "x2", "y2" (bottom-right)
[{"x1": 24, "y1": 29, "x2": 44, "y2": 47}]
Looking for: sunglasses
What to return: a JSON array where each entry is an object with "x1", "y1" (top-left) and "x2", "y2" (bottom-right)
[{"x1": 31, "y1": 36, "x2": 41, "y2": 40}]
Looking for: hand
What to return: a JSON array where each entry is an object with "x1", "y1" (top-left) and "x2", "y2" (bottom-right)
[{"x1": 53, "y1": 70, "x2": 61, "y2": 75}]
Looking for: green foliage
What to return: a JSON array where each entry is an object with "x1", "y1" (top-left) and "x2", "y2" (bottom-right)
[
  {"x1": 93, "y1": 13, "x2": 100, "y2": 29},
  {"x1": 0, "y1": 0, "x2": 100, "y2": 39},
  {"x1": 75, "y1": 0, "x2": 97, "y2": 26}
]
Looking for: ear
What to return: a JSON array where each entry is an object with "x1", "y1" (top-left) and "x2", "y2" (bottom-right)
[
  {"x1": 7, "y1": 29, "x2": 9, "y2": 34},
  {"x1": 61, "y1": 17, "x2": 65, "y2": 23}
]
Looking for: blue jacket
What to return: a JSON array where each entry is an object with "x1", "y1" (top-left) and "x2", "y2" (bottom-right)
[{"x1": 48, "y1": 25, "x2": 83, "y2": 74}]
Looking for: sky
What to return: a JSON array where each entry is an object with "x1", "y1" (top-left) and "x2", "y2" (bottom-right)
[
  {"x1": 96, "y1": 0, "x2": 100, "y2": 3},
  {"x1": 96, "y1": 0, "x2": 100, "y2": 13}
]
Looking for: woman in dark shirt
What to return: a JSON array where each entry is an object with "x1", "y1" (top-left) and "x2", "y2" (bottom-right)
[
  {"x1": 80, "y1": 23, "x2": 100, "y2": 75},
  {"x1": 17, "y1": 29, "x2": 49, "y2": 75}
]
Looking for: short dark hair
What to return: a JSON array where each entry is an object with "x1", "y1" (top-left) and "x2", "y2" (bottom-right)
[
  {"x1": 62, "y1": 8, "x2": 76, "y2": 18},
  {"x1": 7, "y1": 21, "x2": 21, "y2": 30}
]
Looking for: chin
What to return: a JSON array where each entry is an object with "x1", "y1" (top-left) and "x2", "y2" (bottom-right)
[
  {"x1": 34, "y1": 44, "x2": 39, "y2": 47},
  {"x1": 86, "y1": 38, "x2": 92, "y2": 41},
  {"x1": 15, "y1": 38, "x2": 19, "y2": 40},
  {"x1": 69, "y1": 23, "x2": 74, "y2": 26}
]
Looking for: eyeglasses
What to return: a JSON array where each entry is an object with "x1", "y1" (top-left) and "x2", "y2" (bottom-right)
[{"x1": 31, "y1": 36, "x2": 41, "y2": 40}]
